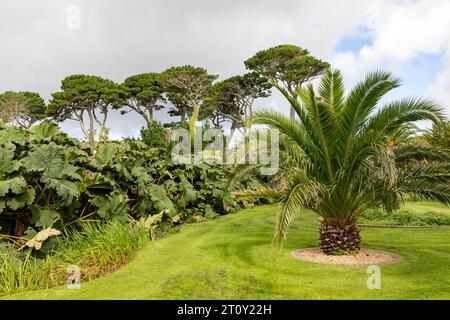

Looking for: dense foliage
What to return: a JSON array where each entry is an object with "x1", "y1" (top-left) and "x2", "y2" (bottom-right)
[
  {"x1": 359, "y1": 207, "x2": 450, "y2": 226},
  {"x1": 423, "y1": 120, "x2": 450, "y2": 153},
  {"x1": 244, "y1": 44, "x2": 329, "y2": 121},
  {"x1": 0, "y1": 91, "x2": 46, "y2": 128},
  {"x1": 200, "y1": 72, "x2": 272, "y2": 138},
  {"x1": 121, "y1": 73, "x2": 165, "y2": 126},
  {"x1": 0, "y1": 122, "x2": 264, "y2": 242},
  {"x1": 160, "y1": 65, "x2": 218, "y2": 138},
  {"x1": 47, "y1": 75, "x2": 126, "y2": 142}
]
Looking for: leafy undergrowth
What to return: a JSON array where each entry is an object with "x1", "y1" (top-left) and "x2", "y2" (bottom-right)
[
  {"x1": 3, "y1": 202, "x2": 450, "y2": 300},
  {"x1": 359, "y1": 201, "x2": 450, "y2": 226},
  {"x1": 0, "y1": 221, "x2": 149, "y2": 296},
  {"x1": 0, "y1": 122, "x2": 265, "y2": 240}
]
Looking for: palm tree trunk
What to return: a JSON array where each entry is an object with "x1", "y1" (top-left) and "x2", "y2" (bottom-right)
[{"x1": 318, "y1": 217, "x2": 361, "y2": 255}]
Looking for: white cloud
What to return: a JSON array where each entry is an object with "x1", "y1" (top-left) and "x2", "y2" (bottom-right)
[
  {"x1": 361, "y1": 0, "x2": 450, "y2": 61},
  {"x1": 333, "y1": 0, "x2": 450, "y2": 94},
  {"x1": 427, "y1": 43, "x2": 450, "y2": 115}
]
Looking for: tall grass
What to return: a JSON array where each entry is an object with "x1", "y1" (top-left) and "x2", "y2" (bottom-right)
[
  {"x1": 52, "y1": 221, "x2": 149, "y2": 282},
  {"x1": 0, "y1": 251, "x2": 51, "y2": 294},
  {"x1": 0, "y1": 221, "x2": 149, "y2": 295}
]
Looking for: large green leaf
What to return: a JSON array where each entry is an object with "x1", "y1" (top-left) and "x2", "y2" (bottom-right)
[
  {"x1": 148, "y1": 185, "x2": 176, "y2": 216},
  {"x1": 30, "y1": 122, "x2": 61, "y2": 142},
  {"x1": 130, "y1": 165, "x2": 153, "y2": 194},
  {"x1": 5, "y1": 187, "x2": 35, "y2": 211},
  {"x1": 91, "y1": 143, "x2": 117, "y2": 168},
  {"x1": 0, "y1": 148, "x2": 21, "y2": 174},
  {"x1": 42, "y1": 178, "x2": 80, "y2": 205},
  {"x1": 0, "y1": 176, "x2": 27, "y2": 197},
  {"x1": 23, "y1": 143, "x2": 65, "y2": 172},
  {"x1": 24, "y1": 143, "x2": 81, "y2": 180},
  {"x1": 181, "y1": 180, "x2": 197, "y2": 205},
  {"x1": 0, "y1": 127, "x2": 26, "y2": 146},
  {"x1": 44, "y1": 162, "x2": 80, "y2": 180},
  {"x1": 92, "y1": 194, "x2": 129, "y2": 223},
  {"x1": 31, "y1": 205, "x2": 61, "y2": 228}
]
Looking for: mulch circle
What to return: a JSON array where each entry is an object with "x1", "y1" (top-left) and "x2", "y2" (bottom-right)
[{"x1": 291, "y1": 248, "x2": 403, "y2": 265}]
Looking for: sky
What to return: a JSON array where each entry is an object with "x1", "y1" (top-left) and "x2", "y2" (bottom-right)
[{"x1": 0, "y1": 0, "x2": 449, "y2": 139}]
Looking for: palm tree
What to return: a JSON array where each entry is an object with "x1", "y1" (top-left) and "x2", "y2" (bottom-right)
[
  {"x1": 234, "y1": 69, "x2": 450, "y2": 255},
  {"x1": 423, "y1": 120, "x2": 450, "y2": 153},
  {"x1": 387, "y1": 123, "x2": 421, "y2": 147}
]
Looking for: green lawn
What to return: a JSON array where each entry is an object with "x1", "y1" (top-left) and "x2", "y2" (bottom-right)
[
  {"x1": 401, "y1": 201, "x2": 450, "y2": 217},
  {"x1": 3, "y1": 202, "x2": 450, "y2": 300}
]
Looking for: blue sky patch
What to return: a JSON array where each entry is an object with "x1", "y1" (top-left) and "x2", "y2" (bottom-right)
[{"x1": 334, "y1": 28, "x2": 373, "y2": 53}]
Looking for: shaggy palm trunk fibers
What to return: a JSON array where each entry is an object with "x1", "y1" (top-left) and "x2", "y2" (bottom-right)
[{"x1": 319, "y1": 218, "x2": 361, "y2": 255}]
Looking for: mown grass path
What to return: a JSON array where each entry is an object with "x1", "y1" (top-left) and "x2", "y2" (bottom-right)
[{"x1": 4, "y1": 204, "x2": 450, "y2": 299}]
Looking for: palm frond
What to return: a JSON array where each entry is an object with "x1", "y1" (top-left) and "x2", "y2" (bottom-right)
[
  {"x1": 252, "y1": 109, "x2": 321, "y2": 163},
  {"x1": 338, "y1": 71, "x2": 401, "y2": 162},
  {"x1": 363, "y1": 98, "x2": 443, "y2": 137},
  {"x1": 318, "y1": 68, "x2": 345, "y2": 113},
  {"x1": 299, "y1": 84, "x2": 338, "y2": 177},
  {"x1": 274, "y1": 134, "x2": 310, "y2": 183},
  {"x1": 397, "y1": 160, "x2": 450, "y2": 204},
  {"x1": 273, "y1": 173, "x2": 324, "y2": 247},
  {"x1": 226, "y1": 164, "x2": 265, "y2": 191},
  {"x1": 394, "y1": 143, "x2": 450, "y2": 163}
]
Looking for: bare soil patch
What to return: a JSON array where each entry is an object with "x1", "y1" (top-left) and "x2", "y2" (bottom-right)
[{"x1": 291, "y1": 248, "x2": 402, "y2": 265}]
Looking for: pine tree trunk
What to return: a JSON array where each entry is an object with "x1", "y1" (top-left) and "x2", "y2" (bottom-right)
[
  {"x1": 318, "y1": 218, "x2": 361, "y2": 255},
  {"x1": 87, "y1": 108, "x2": 95, "y2": 142},
  {"x1": 180, "y1": 110, "x2": 186, "y2": 125}
]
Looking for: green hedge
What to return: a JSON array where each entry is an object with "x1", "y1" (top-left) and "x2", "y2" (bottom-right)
[{"x1": 359, "y1": 208, "x2": 450, "y2": 226}]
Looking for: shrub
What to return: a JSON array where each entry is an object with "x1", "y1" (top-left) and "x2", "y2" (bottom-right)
[
  {"x1": 391, "y1": 210, "x2": 424, "y2": 225},
  {"x1": 421, "y1": 211, "x2": 450, "y2": 225},
  {"x1": 358, "y1": 209, "x2": 387, "y2": 221},
  {"x1": 359, "y1": 208, "x2": 450, "y2": 226},
  {"x1": 140, "y1": 122, "x2": 171, "y2": 150}
]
